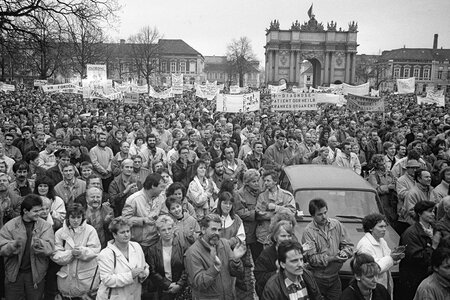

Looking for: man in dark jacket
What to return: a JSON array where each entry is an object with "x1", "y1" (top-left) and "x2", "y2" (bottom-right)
[
  {"x1": 262, "y1": 240, "x2": 323, "y2": 300},
  {"x1": 171, "y1": 146, "x2": 195, "y2": 188}
]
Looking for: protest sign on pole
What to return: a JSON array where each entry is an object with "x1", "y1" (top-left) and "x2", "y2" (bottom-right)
[
  {"x1": 243, "y1": 91, "x2": 260, "y2": 112},
  {"x1": 171, "y1": 74, "x2": 183, "y2": 94},
  {"x1": 86, "y1": 64, "x2": 107, "y2": 81},
  {"x1": 346, "y1": 94, "x2": 384, "y2": 112},
  {"x1": 271, "y1": 92, "x2": 317, "y2": 111},
  {"x1": 82, "y1": 79, "x2": 113, "y2": 99},
  {"x1": 230, "y1": 85, "x2": 241, "y2": 94},
  {"x1": 34, "y1": 79, "x2": 48, "y2": 87},
  {"x1": 397, "y1": 77, "x2": 415, "y2": 94},
  {"x1": 123, "y1": 92, "x2": 139, "y2": 104}
]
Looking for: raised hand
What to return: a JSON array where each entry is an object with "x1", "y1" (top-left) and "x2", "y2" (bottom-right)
[{"x1": 233, "y1": 241, "x2": 246, "y2": 259}]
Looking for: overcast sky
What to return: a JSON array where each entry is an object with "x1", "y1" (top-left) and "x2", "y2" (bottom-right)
[{"x1": 111, "y1": 0, "x2": 450, "y2": 63}]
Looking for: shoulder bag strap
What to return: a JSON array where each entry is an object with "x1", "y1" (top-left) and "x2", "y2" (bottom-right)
[
  {"x1": 89, "y1": 265, "x2": 99, "y2": 291},
  {"x1": 108, "y1": 250, "x2": 116, "y2": 299}
]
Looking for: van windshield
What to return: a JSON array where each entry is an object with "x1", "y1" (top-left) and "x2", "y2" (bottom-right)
[{"x1": 295, "y1": 190, "x2": 379, "y2": 219}]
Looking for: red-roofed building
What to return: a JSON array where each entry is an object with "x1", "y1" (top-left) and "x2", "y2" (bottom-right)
[{"x1": 106, "y1": 39, "x2": 205, "y2": 86}]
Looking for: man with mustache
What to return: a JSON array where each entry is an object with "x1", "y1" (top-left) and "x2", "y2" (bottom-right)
[{"x1": 185, "y1": 213, "x2": 246, "y2": 300}]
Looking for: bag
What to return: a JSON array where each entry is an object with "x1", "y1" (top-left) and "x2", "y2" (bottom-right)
[{"x1": 82, "y1": 265, "x2": 99, "y2": 300}]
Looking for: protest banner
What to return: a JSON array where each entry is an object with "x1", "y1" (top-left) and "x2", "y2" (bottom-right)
[
  {"x1": 42, "y1": 83, "x2": 78, "y2": 93},
  {"x1": 268, "y1": 83, "x2": 286, "y2": 94},
  {"x1": 130, "y1": 84, "x2": 148, "y2": 94},
  {"x1": 86, "y1": 64, "x2": 107, "y2": 81},
  {"x1": 195, "y1": 82, "x2": 219, "y2": 100},
  {"x1": 243, "y1": 91, "x2": 260, "y2": 112},
  {"x1": 315, "y1": 93, "x2": 341, "y2": 105},
  {"x1": 343, "y1": 82, "x2": 369, "y2": 96},
  {"x1": 230, "y1": 85, "x2": 241, "y2": 94},
  {"x1": 330, "y1": 83, "x2": 344, "y2": 95},
  {"x1": 397, "y1": 77, "x2": 415, "y2": 94},
  {"x1": 417, "y1": 90, "x2": 445, "y2": 107},
  {"x1": 149, "y1": 85, "x2": 173, "y2": 99},
  {"x1": 124, "y1": 92, "x2": 139, "y2": 104},
  {"x1": 0, "y1": 82, "x2": 15, "y2": 92},
  {"x1": 34, "y1": 79, "x2": 48, "y2": 87},
  {"x1": 292, "y1": 87, "x2": 308, "y2": 93},
  {"x1": 171, "y1": 74, "x2": 183, "y2": 94},
  {"x1": 346, "y1": 94, "x2": 384, "y2": 112},
  {"x1": 271, "y1": 92, "x2": 317, "y2": 111}
]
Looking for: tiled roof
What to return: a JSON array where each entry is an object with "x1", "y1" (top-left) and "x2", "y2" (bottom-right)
[
  {"x1": 380, "y1": 48, "x2": 435, "y2": 61},
  {"x1": 433, "y1": 49, "x2": 450, "y2": 61},
  {"x1": 158, "y1": 39, "x2": 202, "y2": 56},
  {"x1": 107, "y1": 39, "x2": 203, "y2": 58}
]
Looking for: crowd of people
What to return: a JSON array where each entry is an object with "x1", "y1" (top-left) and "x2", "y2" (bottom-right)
[{"x1": 0, "y1": 87, "x2": 449, "y2": 300}]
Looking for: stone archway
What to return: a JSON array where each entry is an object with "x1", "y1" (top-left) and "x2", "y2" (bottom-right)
[
  {"x1": 264, "y1": 12, "x2": 358, "y2": 87},
  {"x1": 307, "y1": 58, "x2": 322, "y2": 88}
]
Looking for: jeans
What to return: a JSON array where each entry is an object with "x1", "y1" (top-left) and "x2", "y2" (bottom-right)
[
  {"x1": 5, "y1": 271, "x2": 45, "y2": 300},
  {"x1": 314, "y1": 275, "x2": 342, "y2": 300}
]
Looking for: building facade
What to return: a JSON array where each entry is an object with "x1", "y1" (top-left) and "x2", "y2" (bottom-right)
[
  {"x1": 106, "y1": 39, "x2": 205, "y2": 86},
  {"x1": 378, "y1": 35, "x2": 450, "y2": 94},
  {"x1": 264, "y1": 13, "x2": 358, "y2": 88}
]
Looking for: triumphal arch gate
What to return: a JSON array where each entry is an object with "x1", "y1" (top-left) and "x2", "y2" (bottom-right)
[{"x1": 264, "y1": 13, "x2": 358, "y2": 88}]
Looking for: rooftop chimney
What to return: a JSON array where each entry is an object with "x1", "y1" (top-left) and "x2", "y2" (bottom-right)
[
  {"x1": 120, "y1": 39, "x2": 125, "y2": 44},
  {"x1": 433, "y1": 34, "x2": 438, "y2": 50}
]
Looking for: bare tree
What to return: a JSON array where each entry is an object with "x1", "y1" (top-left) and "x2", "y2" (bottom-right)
[
  {"x1": 18, "y1": 12, "x2": 67, "y2": 79},
  {"x1": 355, "y1": 55, "x2": 390, "y2": 89},
  {"x1": 0, "y1": 0, "x2": 120, "y2": 36},
  {"x1": 226, "y1": 37, "x2": 257, "y2": 87},
  {"x1": 64, "y1": 16, "x2": 107, "y2": 79},
  {"x1": 128, "y1": 26, "x2": 162, "y2": 89}
]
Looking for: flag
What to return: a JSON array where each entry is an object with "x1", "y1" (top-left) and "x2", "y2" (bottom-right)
[{"x1": 307, "y1": 4, "x2": 313, "y2": 18}]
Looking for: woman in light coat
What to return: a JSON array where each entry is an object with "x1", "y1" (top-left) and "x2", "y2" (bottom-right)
[
  {"x1": 356, "y1": 213, "x2": 405, "y2": 299},
  {"x1": 187, "y1": 160, "x2": 218, "y2": 219},
  {"x1": 52, "y1": 203, "x2": 101, "y2": 299},
  {"x1": 96, "y1": 217, "x2": 149, "y2": 300}
]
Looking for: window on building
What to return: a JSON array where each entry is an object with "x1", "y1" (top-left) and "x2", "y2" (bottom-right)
[
  {"x1": 161, "y1": 61, "x2": 166, "y2": 73},
  {"x1": 190, "y1": 61, "x2": 196, "y2": 74},
  {"x1": 413, "y1": 68, "x2": 420, "y2": 78},
  {"x1": 170, "y1": 61, "x2": 177, "y2": 73},
  {"x1": 423, "y1": 68, "x2": 430, "y2": 79},
  {"x1": 438, "y1": 71, "x2": 443, "y2": 80},
  {"x1": 180, "y1": 61, "x2": 186, "y2": 73},
  {"x1": 403, "y1": 68, "x2": 410, "y2": 78},
  {"x1": 393, "y1": 68, "x2": 400, "y2": 79}
]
